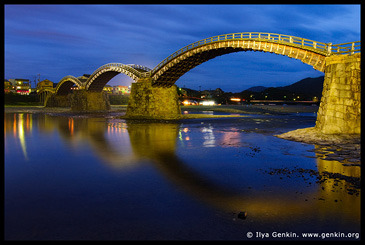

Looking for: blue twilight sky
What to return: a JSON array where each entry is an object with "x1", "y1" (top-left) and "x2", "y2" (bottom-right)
[{"x1": 4, "y1": 4, "x2": 361, "y2": 92}]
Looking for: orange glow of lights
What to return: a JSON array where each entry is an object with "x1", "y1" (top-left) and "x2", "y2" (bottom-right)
[
  {"x1": 68, "y1": 118, "x2": 74, "y2": 136},
  {"x1": 230, "y1": 98, "x2": 241, "y2": 102},
  {"x1": 13, "y1": 114, "x2": 17, "y2": 137},
  {"x1": 183, "y1": 100, "x2": 190, "y2": 105},
  {"x1": 26, "y1": 114, "x2": 30, "y2": 131}
]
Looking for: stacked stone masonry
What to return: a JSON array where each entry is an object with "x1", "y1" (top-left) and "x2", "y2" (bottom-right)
[
  {"x1": 126, "y1": 78, "x2": 182, "y2": 120},
  {"x1": 315, "y1": 53, "x2": 361, "y2": 134},
  {"x1": 45, "y1": 94, "x2": 71, "y2": 107},
  {"x1": 70, "y1": 90, "x2": 110, "y2": 112}
]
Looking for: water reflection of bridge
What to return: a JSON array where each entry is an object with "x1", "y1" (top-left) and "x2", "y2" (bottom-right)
[{"x1": 4, "y1": 113, "x2": 360, "y2": 224}]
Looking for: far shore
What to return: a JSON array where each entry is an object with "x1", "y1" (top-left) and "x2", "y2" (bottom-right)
[{"x1": 4, "y1": 104, "x2": 319, "y2": 116}]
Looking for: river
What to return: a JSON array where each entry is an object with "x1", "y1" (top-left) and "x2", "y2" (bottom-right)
[{"x1": 4, "y1": 107, "x2": 361, "y2": 240}]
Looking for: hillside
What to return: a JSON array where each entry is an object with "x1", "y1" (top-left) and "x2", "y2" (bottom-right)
[
  {"x1": 245, "y1": 86, "x2": 268, "y2": 92},
  {"x1": 242, "y1": 76, "x2": 324, "y2": 100},
  {"x1": 179, "y1": 76, "x2": 325, "y2": 102}
]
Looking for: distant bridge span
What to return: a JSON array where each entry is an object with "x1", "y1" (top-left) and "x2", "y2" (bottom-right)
[
  {"x1": 85, "y1": 63, "x2": 151, "y2": 92},
  {"x1": 55, "y1": 75, "x2": 83, "y2": 95}
]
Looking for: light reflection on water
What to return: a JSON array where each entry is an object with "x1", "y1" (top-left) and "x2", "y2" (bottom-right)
[{"x1": 4, "y1": 112, "x2": 360, "y2": 240}]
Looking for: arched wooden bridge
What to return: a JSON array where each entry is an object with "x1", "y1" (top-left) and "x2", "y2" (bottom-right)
[
  {"x1": 85, "y1": 63, "x2": 151, "y2": 91},
  {"x1": 40, "y1": 32, "x2": 360, "y2": 96}
]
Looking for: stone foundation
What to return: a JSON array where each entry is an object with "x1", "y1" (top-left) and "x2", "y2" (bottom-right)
[
  {"x1": 315, "y1": 53, "x2": 361, "y2": 134},
  {"x1": 126, "y1": 78, "x2": 181, "y2": 120},
  {"x1": 45, "y1": 94, "x2": 71, "y2": 107},
  {"x1": 70, "y1": 90, "x2": 110, "y2": 112}
]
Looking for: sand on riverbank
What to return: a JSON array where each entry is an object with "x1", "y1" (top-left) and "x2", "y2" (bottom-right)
[
  {"x1": 275, "y1": 127, "x2": 360, "y2": 167},
  {"x1": 275, "y1": 127, "x2": 360, "y2": 145}
]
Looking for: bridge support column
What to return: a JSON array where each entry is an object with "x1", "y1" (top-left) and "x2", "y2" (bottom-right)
[
  {"x1": 126, "y1": 78, "x2": 181, "y2": 120},
  {"x1": 70, "y1": 90, "x2": 110, "y2": 112},
  {"x1": 45, "y1": 94, "x2": 71, "y2": 107},
  {"x1": 315, "y1": 53, "x2": 361, "y2": 134}
]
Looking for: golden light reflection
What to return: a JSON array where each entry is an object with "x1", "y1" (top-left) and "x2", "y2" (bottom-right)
[
  {"x1": 17, "y1": 114, "x2": 30, "y2": 160},
  {"x1": 68, "y1": 118, "x2": 74, "y2": 136},
  {"x1": 19, "y1": 115, "x2": 28, "y2": 160},
  {"x1": 316, "y1": 155, "x2": 360, "y2": 178},
  {"x1": 13, "y1": 114, "x2": 17, "y2": 137},
  {"x1": 314, "y1": 148, "x2": 361, "y2": 224},
  {"x1": 128, "y1": 122, "x2": 179, "y2": 159},
  {"x1": 107, "y1": 122, "x2": 128, "y2": 134},
  {"x1": 26, "y1": 114, "x2": 32, "y2": 132}
]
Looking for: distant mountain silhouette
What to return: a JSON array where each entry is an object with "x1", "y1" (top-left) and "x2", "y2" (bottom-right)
[
  {"x1": 245, "y1": 86, "x2": 268, "y2": 92},
  {"x1": 280, "y1": 76, "x2": 324, "y2": 97},
  {"x1": 180, "y1": 76, "x2": 325, "y2": 102},
  {"x1": 243, "y1": 76, "x2": 324, "y2": 100}
]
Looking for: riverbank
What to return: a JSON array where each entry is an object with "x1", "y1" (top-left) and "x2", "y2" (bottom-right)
[
  {"x1": 3, "y1": 105, "x2": 128, "y2": 116},
  {"x1": 4, "y1": 105, "x2": 247, "y2": 120},
  {"x1": 275, "y1": 127, "x2": 361, "y2": 167},
  {"x1": 181, "y1": 104, "x2": 319, "y2": 115},
  {"x1": 4, "y1": 104, "x2": 318, "y2": 115}
]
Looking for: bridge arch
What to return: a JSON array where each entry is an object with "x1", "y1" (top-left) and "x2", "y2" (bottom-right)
[
  {"x1": 55, "y1": 75, "x2": 83, "y2": 95},
  {"x1": 150, "y1": 32, "x2": 330, "y2": 87},
  {"x1": 85, "y1": 63, "x2": 151, "y2": 92},
  {"x1": 37, "y1": 87, "x2": 55, "y2": 106}
]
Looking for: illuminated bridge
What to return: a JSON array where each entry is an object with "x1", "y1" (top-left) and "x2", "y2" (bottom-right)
[{"x1": 43, "y1": 32, "x2": 360, "y2": 134}]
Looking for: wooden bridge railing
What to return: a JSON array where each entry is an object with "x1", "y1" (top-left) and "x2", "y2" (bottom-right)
[{"x1": 330, "y1": 41, "x2": 361, "y2": 55}]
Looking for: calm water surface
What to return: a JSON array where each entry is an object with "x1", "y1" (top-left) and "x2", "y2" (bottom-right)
[{"x1": 4, "y1": 111, "x2": 360, "y2": 240}]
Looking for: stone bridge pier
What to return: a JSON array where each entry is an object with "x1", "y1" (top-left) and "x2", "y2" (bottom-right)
[
  {"x1": 45, "y1": 90, "x2": 110, "y2": 112},
  {"x1": 45, "y1": 94, "x2": 71, "y2": 107},
  {"x1": 70, "y1": 90, "x2": 110, "y2": 112},
  {"x1": 126, "y1": 78, "x2": 182, "y2": 120},
  {"x1": 315, "y1": 53, "x2": 361, "y2": 134}
]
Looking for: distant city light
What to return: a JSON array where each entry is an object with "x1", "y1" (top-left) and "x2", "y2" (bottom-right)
[
  {"x1": 230, "y1": 98, "x2": 241, "y2": 102},
  {"x1": 200, "y1": 101, "x2": 215, "y2": 106},
  {"x1": 183, "y1": 100, "x2": 190, "y2": 105}
]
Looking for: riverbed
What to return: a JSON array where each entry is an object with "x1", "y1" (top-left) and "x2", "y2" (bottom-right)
[{"x1": 4, "y1": 105, "x2": 361, "y2": 240}]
